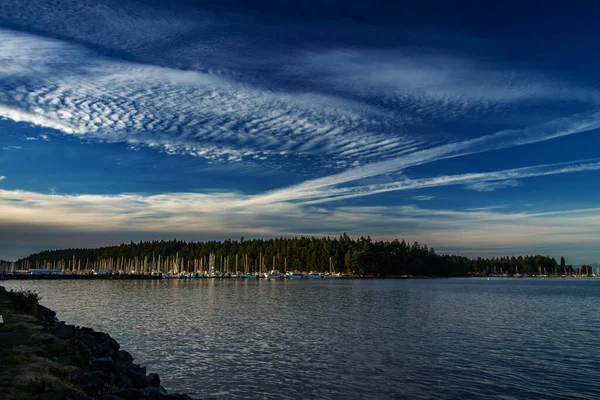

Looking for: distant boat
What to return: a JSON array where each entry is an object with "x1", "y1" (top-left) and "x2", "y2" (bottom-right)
[
  {"x1": 513, "y1": 265, "x2": 524, "y2": 278},
  {"x1": 286, "y1": 271, "x2": 304, "y2": 279},
  {"x1": 324, "y1": 257, "x2": 340, "y2": 278},
  {"x1": 241, "y1": 272, "x2": 259, "y2": 279},
  {"x1": 267, "y1": 270, "x2": 283, "y2": 279},
  {"x1": 307, "y1": 271, "x2": 322, "y2": 279}
]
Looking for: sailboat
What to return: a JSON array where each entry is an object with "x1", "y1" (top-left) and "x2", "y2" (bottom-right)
[
  {"x1": 513, "y1": 265, "x2": 524, "y2": 278},
  {"x1": 324, "y1": 257, "x2": 340, "y2": 278},
  {"x1": 267, "y1": 270, "x2": 284, "y2": 279},
  {"x1": 307, "y1": 271, "x2": 322, "y2": 279}
]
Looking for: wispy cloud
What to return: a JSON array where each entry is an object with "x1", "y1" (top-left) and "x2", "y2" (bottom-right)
[
  {"x1": 298, "y1": 49, "x2": 600, "y2": 118},
  {"x1": 412, "y1": 195, "x2": 434, "y2": 201},
  {"x1": 467, "y1": 180, "x2": 522, "y2": 192},
  {"x1": 1, "y1": 146, "x2": 23, "y2": 150}
]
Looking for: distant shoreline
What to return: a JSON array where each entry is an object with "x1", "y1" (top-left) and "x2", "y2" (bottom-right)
[{"x1": 4, "y1": 273, "x2": 596, "y2": 280}]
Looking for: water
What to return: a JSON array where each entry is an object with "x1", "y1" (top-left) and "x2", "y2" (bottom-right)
[{"x1": 4, "y1": 278, "x2": 600, "y2": 399}]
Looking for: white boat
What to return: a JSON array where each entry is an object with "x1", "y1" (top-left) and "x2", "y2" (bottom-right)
[
  {"x1": 267, "y1": 270, "x2": 283, "y2": 279},
  {"x1": 286, "y1": 271, "x2": 304, "y2": 279},
  {"x1": 513, "y1": 265, "x2": 524, "y2": 278},
  {"x1": 324, "y1": 258, "x2": 340, "y2": 278},
  {"x1": 307, "y1": 271, "x2": 322, "y2": 279}
]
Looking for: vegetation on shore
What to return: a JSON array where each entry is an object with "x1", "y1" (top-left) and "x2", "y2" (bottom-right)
[
  {"x1": 0, "y1": 287, "x2": 78, "y2": 400},
  {"x1": 18, "y1": 235, "x2": 569, "y2": 276}
]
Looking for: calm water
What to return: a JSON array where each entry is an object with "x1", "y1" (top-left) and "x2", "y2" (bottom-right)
[{"x1": 4, "y1": 278, "x2": 600, "y2": 399}]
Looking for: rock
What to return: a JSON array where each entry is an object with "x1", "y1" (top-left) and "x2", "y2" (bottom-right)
[
  {"x1": 101, "y1": 337, "x2": 120, "y2": 355},
  {"x1": 147, "y1": 373, "x2": 160, "y2": 388},
  {"x1": 57, "y1": 388, "x2": 92, "y2": 400},
  {"x1": 113, "y1": 350, "x2": 135, "y2": 363},
  {"x1": 110, "y1": 388, "x2": 143, "y2": 400},
  {"x1": 37, "y1": 304, "x2": 56, "y2": 318},
  {"x1": 140, "y1": 387, "x2": 161, "y2": 400},
  {"x1": 125, "y1": 368, "x2": 151, "y2": 389},
  {"x1": 55, "y1": 324, "x2": 76, "y2": 340},
  {"x1": 101, "y1": 395, "x2": 127, "y2": 400},
  {"x1": 163, "y1": 394, "x2": 194, "y2": 400},
  {"x1": 68, "y1": 370, "x2": 113, "y2": 397},
  {"x1": 80, "y1": 326, "x2": 95, "y2": 334}
]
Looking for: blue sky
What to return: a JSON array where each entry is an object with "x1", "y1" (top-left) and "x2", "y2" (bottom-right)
[{"x1": 1, "y1": 0, "x2": 600, "y2": 263}]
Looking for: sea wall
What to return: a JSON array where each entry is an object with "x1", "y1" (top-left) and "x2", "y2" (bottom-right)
[{"x1": 0, "y1": 286, "x2": 194, "y2": 400}]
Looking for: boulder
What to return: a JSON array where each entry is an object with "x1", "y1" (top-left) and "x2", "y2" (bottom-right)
[
  {"x1": 163, "y1": 394, "x2": 194, "y2": 400},
  {"x1": 147, "y1": 373, "x2": 160, "y2": 388},
  {"x1": 110, "y1": 388, "x2": 143, "y2": 400},
  {"x1": 113, "y1": 350, "x2": 135, "y2": 363},
  {"x1": 125, "y1": 368, "x2": 151, "y2": 389},
  {"x1": 55, "y1": 324, "x2": 76, "y2": 340},
  {"x1": 100, "y1": 395, "x2": 128, "y2": 400},
  {"x1": 140, "y1": 387, "x2": 161, "y2": 400},
  {"x1": 68, "y1": 370, "x2": 113, "y2": 397}
]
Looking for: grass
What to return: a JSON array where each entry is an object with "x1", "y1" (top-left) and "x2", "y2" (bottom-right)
[{"x1": 0, "y1": 287, "x2": 85, "y2": 400}]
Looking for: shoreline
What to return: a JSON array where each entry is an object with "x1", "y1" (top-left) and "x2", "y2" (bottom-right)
[
  {"x1": 0, "y1": 285, "x2": 194, "y2": 400},
  {"x1": 2, "y1": 273, "x2": 597, "y2": 281}
]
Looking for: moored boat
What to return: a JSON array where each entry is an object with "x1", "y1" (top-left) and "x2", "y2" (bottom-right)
[{"x1": 267, "y1": 270, "x2": 283, "y2": 279}]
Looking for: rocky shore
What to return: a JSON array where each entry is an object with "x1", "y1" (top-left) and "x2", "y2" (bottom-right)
[{"x1": 0, "y1": 286, "x2": 194, "y2": 400}]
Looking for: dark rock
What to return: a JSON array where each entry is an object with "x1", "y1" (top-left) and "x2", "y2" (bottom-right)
[
  {"x1": 113, "y1": 350, "x2": 135, "y2": 363},
  {"x1": 89, "y1": 358, "x2": 117, "y2": 373},
  {"x1": 37, "y1": 304, "x2": 56, "y2": 318},
  {"x1": 147, "y1": 373, "x2": 160, "y2": 388},
  {"x1": 80, "y1": 327, "x2": 95, "y2": 334},
  {"x1": 56, "y1": 324, "x2": 76, "y2": 340},
  {"x1": 163, "y1": 394, "x2": 194, "y2": 400},
  {"x1": 110, "y1": 388, "x2": 142, "y2": 400},
  {"x1": 140, "y1": 387, "x2": 161, "y2": 400},
  {"x1": 56, "y1": 387, "x2": 92, "y2": 400},
  {"x1": 101, "y1": 337, "x2": 120, "y2": 355},
  {"x1": 69, "y1": 370, "x2": 113, "y2": 397},
  {"x1": 100, "y1": 395, "x2": 127, "y2": 400},
  {"x1": 125, "y1": 368, "x2": 151, "y2": 389}
]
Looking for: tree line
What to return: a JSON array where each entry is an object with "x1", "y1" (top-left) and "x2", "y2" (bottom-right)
[{"x1": 17, "y1": 234, "x2": 568, "y2": 277}]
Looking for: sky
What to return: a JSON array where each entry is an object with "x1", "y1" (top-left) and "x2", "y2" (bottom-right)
[{"x1": 1, "y1": 0, "x2": 600, "y2": 263}]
